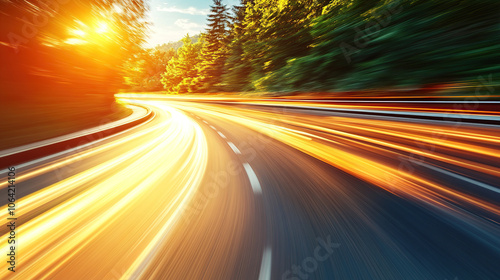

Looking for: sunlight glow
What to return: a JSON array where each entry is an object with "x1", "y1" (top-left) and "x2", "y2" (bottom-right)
[
  {"x1": 70, "y1": 28, "x2": 86, "y2": 37},
  {"x1": 96, "y1": 21, "x2": 109, "y2": 34},
  {"x1": 65, "y1": 38, "x2": 87, "y2": 45},
  {"x1": 0, "y1": 101, "x2": 208, "y2": 279},
  {"x1": 64, "y1": 18, "x2": 114, "y2": 46},
  {"x1": 113, "y1": 4, "x2": 124, "y2": 14}
]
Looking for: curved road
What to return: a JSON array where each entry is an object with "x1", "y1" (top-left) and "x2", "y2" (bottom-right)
[{"x1": 1, "y1": 96, "x2": 499, "y2": 279}]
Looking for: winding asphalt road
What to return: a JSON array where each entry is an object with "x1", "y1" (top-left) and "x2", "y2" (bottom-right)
[{"x1": 1, "y1": 96, "x2": 499, "y2": 279}]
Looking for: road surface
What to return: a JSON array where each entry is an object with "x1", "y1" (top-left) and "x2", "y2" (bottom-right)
[{"x1": 1, "y1": 96, "x2": 499, "y2": 279}]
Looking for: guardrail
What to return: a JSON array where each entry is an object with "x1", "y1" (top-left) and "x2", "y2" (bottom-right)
[
  {"x1": 207, "y1": 101, "x2": 500, "y2": 126},
  {"x1": 0, "y1": 105, "x2": 154, "y2": 167},
  {"x1": 116, "y1": 95, "x2": 500, "y2": 125}
]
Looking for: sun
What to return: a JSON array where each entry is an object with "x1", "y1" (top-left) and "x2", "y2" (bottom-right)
[{"x1": 64, "y1": 19, "x2": 113, "y2": 46}]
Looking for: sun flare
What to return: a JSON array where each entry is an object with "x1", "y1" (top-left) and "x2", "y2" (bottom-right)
[
  {"x1": 96, "y1": 21, "x2": 109, "y2": 34},
  {"x1": 64, "y1": 38, "x2": 87, "y2": 45},
  {"x1": 70, "y1": 28, "x2": 86, "y2": 37}
]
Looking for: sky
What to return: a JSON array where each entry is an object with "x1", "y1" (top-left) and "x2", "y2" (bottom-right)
[{"x1": 146, "y1": 0, "x2": 239, "y2": 47}]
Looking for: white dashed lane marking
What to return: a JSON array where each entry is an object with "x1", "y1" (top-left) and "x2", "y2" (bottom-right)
[
  {"x1": 210, "y1": 125, "x2": 216, "y2": 130},
  {"x1": 243, "y1": 163, "x2": 262, "y2": 194},
  {"x1": 217, "y1": 131, "x2": 227, "y2": 139},
  {"x1": 227, "y1": 142, "x2": 241, "y2": 154},
  {"x1": 258, "y1": 246, "x2": 272, "y2": 280}
]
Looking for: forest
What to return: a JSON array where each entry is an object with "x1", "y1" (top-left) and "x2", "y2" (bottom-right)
[{"x1": 124, "y1": 0, "x2": 500, "y2": 94}]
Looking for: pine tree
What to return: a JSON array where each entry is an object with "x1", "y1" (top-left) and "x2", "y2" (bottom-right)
[
  {"x1": 241, "y1": 0, "x2": 328, "y2": 91},
  {"x1": 221, "y1": 0, "x2": 253, "y2": 91},
  {"x1": 199, "y1": 0, "x2": 231, "y2": 91}
]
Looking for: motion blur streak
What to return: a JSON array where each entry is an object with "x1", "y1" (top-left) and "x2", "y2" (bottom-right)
[
  {"x1": 0, "y1": 109, "x2": 155, "y2": 190},
  {"x1": 0, "y1": 102, "x2": 208, "y2": 279},
  {"x1": 168, "y1": 99, "x2": 500, "y2": 247},
  {"x1": 1, "y1": 97, "x2": 500, "y2": 279}
]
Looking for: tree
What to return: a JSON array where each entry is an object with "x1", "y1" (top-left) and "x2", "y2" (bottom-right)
[
  {"x1": 161, "y1": 35, "x2": 204, "y2": 93},
  {"x1": 124, "y1": 48, "x2": 176, "y2": 91},
  {"x1": 277, "y1": 0, "x2": 500, "y2": 91},
  {"x1": 258, "y1": 0, "x2": 378, "y2": 91},
  {"x1": 221, "y1": 0, "x2": 253, "y2": 91},
  {"x1": 162, "y1": 0, "x2": 500, "y2": 94},
  {"x1": 240, "y1": 0, "x2": 330, "y2": 91},
  {"x1": 198, "y1": 0, "x2": 231, "y2": 91}
]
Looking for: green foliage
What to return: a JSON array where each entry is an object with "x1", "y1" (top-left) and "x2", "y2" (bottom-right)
[
  {"x1": 124, "y1": 49, "x2": 176, "y2": 91},
  {"x1": 221, "y1": 0, "x2": 253, "y2": 91},
  {"x1": 156, "y1": 34, "x2": 200, "y2": 52},
  {"x1": 158, "y1": 0, "x2": 500, "y2": 94},
  {"x1": 262, "y1": 0, "x2": 500, "y2": 91},
  {"x1": 161, "y1": 36, "x2": 204, "y2": 93},
  {"x1": 198, "y1": 0, "x2": 231, "y2": 91},
  {"x1": 239, "y1": 0, "x2": 332, "y2": 91}
]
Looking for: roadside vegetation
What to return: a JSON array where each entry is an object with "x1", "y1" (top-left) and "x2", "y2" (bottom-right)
[{"x1": 124, "y1": 0, "x2": 500, "y2": 95}]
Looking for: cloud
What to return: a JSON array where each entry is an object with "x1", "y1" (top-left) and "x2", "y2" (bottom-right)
[
  {"x1": 156, "y1": 6, "x2": 209, "y2": 15},
  {"x1": 174, "y1": 19, "x2": 204, "y2": 30}
]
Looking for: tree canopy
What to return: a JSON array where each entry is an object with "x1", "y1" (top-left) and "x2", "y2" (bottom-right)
[
  {"x1": 0, "y1": 0, "x2": 149, "y2": 101},
  {"x1": 151, "y1": 0, "x2": 500, "y2": 94}
]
